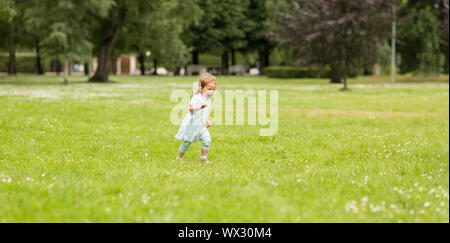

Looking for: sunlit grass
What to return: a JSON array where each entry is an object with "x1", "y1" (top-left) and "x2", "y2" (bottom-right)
[{"x1": 0, "y1": 75, "x2": 448, "y2": 222}]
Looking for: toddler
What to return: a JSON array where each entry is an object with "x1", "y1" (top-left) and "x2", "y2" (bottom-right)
[{"x1": 175, "y1": 73, "x2": 217, "y2": 164}]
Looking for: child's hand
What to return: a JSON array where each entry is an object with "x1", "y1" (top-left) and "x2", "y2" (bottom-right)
[
  {"x1": 206, "y1": 121, "x2": 212, "y2": 128},
  {"x1": 189, "y1": 104, "x2": 208, "y2": 112}
]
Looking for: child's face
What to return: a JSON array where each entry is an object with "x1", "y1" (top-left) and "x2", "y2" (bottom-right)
[{"x1": 202, "y1": 82, "x2": 216, "y2": 98}]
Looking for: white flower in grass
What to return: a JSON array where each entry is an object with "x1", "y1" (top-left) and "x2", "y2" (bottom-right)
[
  {"x1": 345, "y1": 201, "x2": 359, "y2": 214},
  {"x1": 141, "y1": 194, "x2": 150, "y2": 204},
  {"x1": 361, "y1": 197, "x2": 369, "y2": 204},
  {"x1": 424, "y1": 202, "x2": 431, "y2": 208}
]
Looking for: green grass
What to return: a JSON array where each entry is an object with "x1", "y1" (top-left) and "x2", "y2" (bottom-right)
[{"x1": 0, "y1": 74, "x2": 448, "y2": 223}]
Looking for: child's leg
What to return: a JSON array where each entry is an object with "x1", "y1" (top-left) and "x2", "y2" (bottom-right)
[
  {"x1": 199, "y1": 130, "x2": 211, "y2": 162},
  {"x1": 178, "y1": 141, "x2": 192, "y2": 159}
]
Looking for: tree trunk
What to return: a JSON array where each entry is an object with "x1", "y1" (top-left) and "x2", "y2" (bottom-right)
[
  {"x1": 36, "y1": 42, "x2": 44, "y2": 75},
  {"x1": 192, "y1": 50, "x2": 199, "y2": 65},
  {"x1": 64, "y1": 57, "x2": 69, "y2": 85},
  {"x1": 231, "y1": 49, "x2": 236, "y2": 66},
  {"x1": 56, "y1": 60, "x2": 62, "y2": 75},
  {"x1": 111, "y1": 56, "x2": 117, "y2": 75},
  {"x1": 258, "y1": 48, "x2": 270, "y2": 75},
  {"x1": 342, "y1": 64, "x2": 348, "y2": 90},
  {"x1": 68, "y1": 59, "x2": 72, "y2": 76},
  {"x1": 90, "y1": 6, "x2": 125, "y2": 82},
  {"x1": 221, "y1": 50, "x2": 229, "y2": 75},
  {"x1": 330, "y1": 64, "x2": 342, "y2": 83},
  {"x1": 138, "y1": 53, "x2": 145, "y2": 76},
  {"x1": 8, "y1": 48, "x2": 16, "y2": 75},
  {"x1": 84, "y1": 62, "x2": 90, "y2": 76},
  {"x1": 264, "y1": 49, "x2": 270, "y2": 68},
  {"x1": 174, "y1": 67, "x2": 181, "y2": 76},
  {"x1": 152, "y1": 59, "x2": 158, "y2": 75}
]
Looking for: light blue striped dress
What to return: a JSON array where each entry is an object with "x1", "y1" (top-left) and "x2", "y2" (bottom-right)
[{"x1": 175, "y1": 93, "x2": 211, "y2": 142}]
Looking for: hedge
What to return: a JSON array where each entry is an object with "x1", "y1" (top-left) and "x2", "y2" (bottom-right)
[
  {"x1": 264, "y1": 66, "x2": 330, "y2": 79},
  {"x1": 0, "y1": 55, "x2": 48, "y2": 73}
]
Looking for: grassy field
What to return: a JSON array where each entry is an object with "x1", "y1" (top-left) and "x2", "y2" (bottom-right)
[{"x1": 0, "y1": 74, "x2": 448, "y2": 223}]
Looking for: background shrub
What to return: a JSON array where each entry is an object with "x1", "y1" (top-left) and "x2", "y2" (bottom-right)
[{"x1": 265, "y1": 66, "x2": 331, "y2": 79}]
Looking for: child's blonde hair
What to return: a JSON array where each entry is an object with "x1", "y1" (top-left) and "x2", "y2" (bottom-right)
[{"x1": 194, "y1": 73, "x2": 217, "y2": 95}]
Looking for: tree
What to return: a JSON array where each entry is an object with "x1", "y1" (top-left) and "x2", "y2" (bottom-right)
[
  {"x1": 271, "y1": 0, "x2": 393, "y2": 89},
  {"x1": 90, "y1": 0, "x2": 199, "y2": 82},
  {"x1": 0, "y1": 0, "x2": 26, "y2": 75},
  {"x1": 440, "y1": 0, "x2": 449, "y2": 73},
  {"x1": 183, "y1": 0, "x2": 249, "y2": 74},
  {"x1": 242, "y1": 0, "x2": 277, "y2": 74},
  {"x1": 25, "y1": 0, "x2": 113, "y2": 84},
  {"x1": 397, "y1": 0, "x2": 445, "y2": 75}
]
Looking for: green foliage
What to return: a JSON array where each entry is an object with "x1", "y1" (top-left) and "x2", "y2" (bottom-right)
[
  {"x1": 0, "y1": 0, "x2": 17, "y2": 22},
  {"x1": 183, "y1": 0, "x2": 251, "y2": 54},
  {"x1": 25, "y1": 0, "x2": 114, "y2": 62},
  {"x1": 0, "y1": 0, "x2": 27, "y2": 52},
  {"x1": 265, "y1": 66, "x2": 331, "y2": 79},
  {"x1": 0, "y1": 55, "x2": 46, "y2": 73},
  {"x1": 398, "y1": 1, "x2": 443, "y2": 75}
]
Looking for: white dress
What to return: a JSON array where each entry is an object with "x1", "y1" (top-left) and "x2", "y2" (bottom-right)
[{"x1": 175, "y1": 93, "x2": 211, "y2": 142}]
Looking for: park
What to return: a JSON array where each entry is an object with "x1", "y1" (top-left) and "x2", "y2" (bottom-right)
[{"x1": 0, "y1": 0, "x2": 449, "y2": 223}]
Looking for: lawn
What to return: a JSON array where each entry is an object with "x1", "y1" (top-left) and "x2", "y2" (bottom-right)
[{"x1": 0, "y1": 74, "x2": 448, "y2": 222}]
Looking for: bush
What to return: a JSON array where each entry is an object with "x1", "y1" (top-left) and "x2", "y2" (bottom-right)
[
  {"x1": 0, "y1": 55, "x2": 47, "y2": 73},
  {"x1": 265, "y1": 66, "x2": 330, "y2": 79}
]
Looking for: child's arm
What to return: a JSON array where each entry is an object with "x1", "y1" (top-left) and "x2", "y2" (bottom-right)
[
  {"x1": 206, "y1": 120, "x2": 212, "y2": 128},
  {"x1": 189, "y1": 104, "x2": 207, "y2": 112}
]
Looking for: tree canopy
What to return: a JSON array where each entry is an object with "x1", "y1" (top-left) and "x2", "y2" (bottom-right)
[{"x1": 271, "y1": 0, "x2": 394, "y2": 89}]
